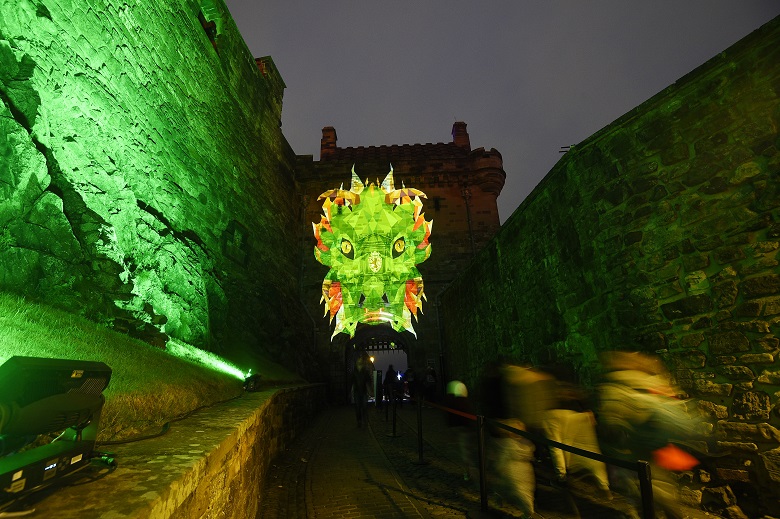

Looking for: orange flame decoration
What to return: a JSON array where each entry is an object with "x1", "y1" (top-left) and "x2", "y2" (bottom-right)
[
  {"x1": 405, "y1": 278, "x2": 425, "y2": 316},
  {"x1": 320, "y1": 280, "x2": 343, "y2": 318}
]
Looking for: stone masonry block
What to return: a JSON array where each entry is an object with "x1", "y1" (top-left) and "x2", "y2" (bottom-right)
[
  {"x1": 714, "y1": 246, "x2": 747, "y2": 264},
  {"x1": 734, "y1": 301, "x2": 762, "y2": 317},
  {"x1": 760, "y1": 446, "x2": 780, "y2": 483},
  {"x1": 765, "y1": 299, "x2": 780, "y2": 316},
  {"x1": 702, "y1": 485, "x2": 738, "y2": 507},
  {"x1": 757, "y1": 370, "x2": 780, "y2": 384},
  {"x1": 672, "y1": 350, "x2": 707, "y2": 368},
  {"x1": 739, "y1": 257, "x2": 780, "y2": 276},
  {"x1": 720, "y1": 320, "x2": 771, "y2": 333},
  {"x1": 698, "y1": 400, "x2": 729, "y2": 419},
  {"x1": 679, "y1": 486, "x2": 702, "y2": 507},
  {"x1": 718, "y1": 365, "x2": 755, "y2": 381},
  {"x1": 742, "y1": 274, "x2": 780, "y2": 298},
  {"x1": 716, "y1": 441, "x2": 758, "y2": 452},
  {"x1": 709, "y1": 331, "x2": 750, "y2": 355},
  {"x1": 738, "y1": 353, "x2": 774, "y2": 364},
  {"x1": 685, "y1": 270, "x2": 710, "y2": 293},
  {"x1": 682, "y1": 253, "x2": 711, "y2": 271},
  {"x1": 661, "y1": 293, "x2": 713, "y2": 319},
  {"x1": 717, "y1": 421, "x2": 780, "y2": 442},
  {"x1": 715, "y1": 468, "x2": 751, "y2": 482},
  {"x1": 694, "y1": 379, "x2": 733, "y2": 396},
  {"x1": 732, "y1": 391, "x2": 771, "y2": 421},
  {"x1": 730, "y1": 161, "x2": 763, "y2": 185},
  {"x1": 681, "y1": 333, "x2": 705, "y2": 348}
]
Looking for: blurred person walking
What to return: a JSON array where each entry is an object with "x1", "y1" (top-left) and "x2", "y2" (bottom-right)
[
  {"x1": 444, "y1": 380, "x2": 476, "y2": 482},
  {"x1": 495, "y1": 363, "x2": 540, "y2": 518},
  {"x1": 597, "y1": 351, "x2": 705, "y2": 518}
]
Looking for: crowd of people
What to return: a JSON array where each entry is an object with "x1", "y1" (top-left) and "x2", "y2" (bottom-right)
[
  {"x1": 350, "y1": 350, "x2": 706, "y2": 517},
  {"x1": 375, "y1": 364, "x2": 438, "y2": 406},
  {"x1": 350, "y1": 358, "x2": 440, "y2": 423},
  {"x1": 447, "y1": 351, "x2": 708, "y2": 519}
]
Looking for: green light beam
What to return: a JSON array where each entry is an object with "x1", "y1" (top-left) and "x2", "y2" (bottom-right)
[{"x1": 166, "y1": 339, "x2": 245, "y2": 380}]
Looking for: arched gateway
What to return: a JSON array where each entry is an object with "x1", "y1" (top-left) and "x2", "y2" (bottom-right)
[{"x1": 343, "y1": 324, "x2": 411, "y2": 404}]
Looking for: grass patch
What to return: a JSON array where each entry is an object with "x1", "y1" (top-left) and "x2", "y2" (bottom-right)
[{"x1": 0, "y1": 292, "x2": 304, "y2": 442}]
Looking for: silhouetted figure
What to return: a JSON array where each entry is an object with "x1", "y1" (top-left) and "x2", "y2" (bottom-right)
[
  {"x1": 352, "y1": 353, "x2": 374, "y2": 427},
  {"x1": 496, "y1": 363, "x2": 538, "y2": 517},
  {"x1": 423, "y1": 367, "x2": 437, "y2": 402},
  {"x1": 383, "y1": 364, "x2": 397, "y2": 406},
  {"x1": 535, "y1": 364, "x2": 611, "y2": 494}
]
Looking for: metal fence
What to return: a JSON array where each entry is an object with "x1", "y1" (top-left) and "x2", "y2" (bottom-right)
[{"x1": 400, "y1": 397, "x2": 656, "y2": 518}]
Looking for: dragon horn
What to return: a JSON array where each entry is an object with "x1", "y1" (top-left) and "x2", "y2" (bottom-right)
[
  {"x1": 350, "y1": 165, "x2": 364, "y2": 194},
  {"x1": 381, "y1": 164, "x2": 395, "y2": 192}
]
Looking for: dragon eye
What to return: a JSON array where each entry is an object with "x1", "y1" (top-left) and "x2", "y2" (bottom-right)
[
  {"x1": 392, "y1": 238, "x2": 405, "y2": 258},
  {"x1": 340, "y1": 239, "x2": 354, "y2": 259}
]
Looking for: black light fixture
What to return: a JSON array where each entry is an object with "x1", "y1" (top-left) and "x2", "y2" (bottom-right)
[
  {"x1": 0, "y1": 356, "x2": 112, "y2": 509},
  {"x1": 243, "y1": 373, "x2": 262, "y2": 392}
]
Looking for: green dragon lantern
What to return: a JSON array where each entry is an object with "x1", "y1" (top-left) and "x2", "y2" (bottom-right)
[{"x1": 313, "y1": 166, "x2": 433, "y2": 339}]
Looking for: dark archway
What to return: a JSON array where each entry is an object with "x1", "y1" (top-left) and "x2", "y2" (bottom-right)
[{"x1": 344, "y1": 324, "x2": 412, "y2": 403}]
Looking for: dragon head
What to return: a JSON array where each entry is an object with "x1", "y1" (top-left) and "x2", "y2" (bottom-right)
[{"x1": 313, "y1": 166, "x2": 433, "y2": 339}]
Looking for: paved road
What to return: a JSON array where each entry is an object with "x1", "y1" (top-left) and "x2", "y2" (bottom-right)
[
  {"x1": 258, "y1": 403, "x2": 439, "y2": 518},
  {"x1": 257, "y1": 402, "x2": 638, "y2": 518}
]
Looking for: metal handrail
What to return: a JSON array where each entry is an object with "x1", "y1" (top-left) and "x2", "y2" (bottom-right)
[{"x1": 406, "y1": 397, "x2": 655, "y2": 518}]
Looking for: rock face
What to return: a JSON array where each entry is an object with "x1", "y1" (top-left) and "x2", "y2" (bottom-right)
[
  {"x1": 0, "y1": 1, "x2": 314, "y2": 374},
  {"x1": 441, "y1": 17, "x2": 780, "y2": 516}
]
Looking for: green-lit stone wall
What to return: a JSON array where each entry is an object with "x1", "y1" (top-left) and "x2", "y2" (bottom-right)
[
  {"x1": 441, "y1": 17, "x2": 780, "y2": 512},
  {"x1": 0, "y1": 0, "x2": 314, "y2": 372}
]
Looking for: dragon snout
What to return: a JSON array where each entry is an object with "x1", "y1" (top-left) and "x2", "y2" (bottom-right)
[{"x1": 357, "y1": 292, "x2": 390, "y2": 308}]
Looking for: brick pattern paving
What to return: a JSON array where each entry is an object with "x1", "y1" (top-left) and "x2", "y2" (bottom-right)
[
  {"x1": 258, "y1": 404, "x2": 433, "y2": 518},
  {"x1": 258, "y1": 403, "x2": 647, "y2": 518}
]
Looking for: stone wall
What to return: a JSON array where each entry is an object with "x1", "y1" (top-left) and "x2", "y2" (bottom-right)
[
  {"x1": 0, "y1": 0, "x2": 315, "y2": 373},
  {"x1": 441, "y1": 17, "x2": 780, "y2": 516},
  {"x1": 26, "y1": 385, "x2": 325, "y2": 518}
]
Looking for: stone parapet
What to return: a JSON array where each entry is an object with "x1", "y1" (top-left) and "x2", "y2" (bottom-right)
[{"x1": 20, "y1": 385, "x2": 325, "y2": 519}]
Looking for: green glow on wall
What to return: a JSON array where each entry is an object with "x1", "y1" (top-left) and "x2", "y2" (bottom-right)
[
  {"x1": 313, "y1": 166, "x2": 433, "y2": 339},
  {"x1": 166, "y1": 339, "x2": 246, "y2": 380}
]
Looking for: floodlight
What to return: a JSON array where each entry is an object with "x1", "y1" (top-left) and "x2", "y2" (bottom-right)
[
  {"x1": 243, "y1": 373, "x2": 262, "y2": 392},
  {"x1": 0, "y1": 356, "x2": 112, "y2": 509}
]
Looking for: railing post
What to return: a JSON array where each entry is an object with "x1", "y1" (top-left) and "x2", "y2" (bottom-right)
[
  {"x1": 637, "y1": 460, "x2": 655, "y2": 519},
  {"x1": 416, "y1": 397, "x2": 424, "y2": 464},
  {"x1": 392, "y1": 397, "x2": 398, "y2": 436},
  {"x1": 477, "y1": 415, "x2": 488, "y2": 512}
]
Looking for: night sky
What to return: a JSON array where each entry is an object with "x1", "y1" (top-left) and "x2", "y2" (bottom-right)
[{"x1": 223, "y1": 2, "x2": 779, "y2": 223}]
